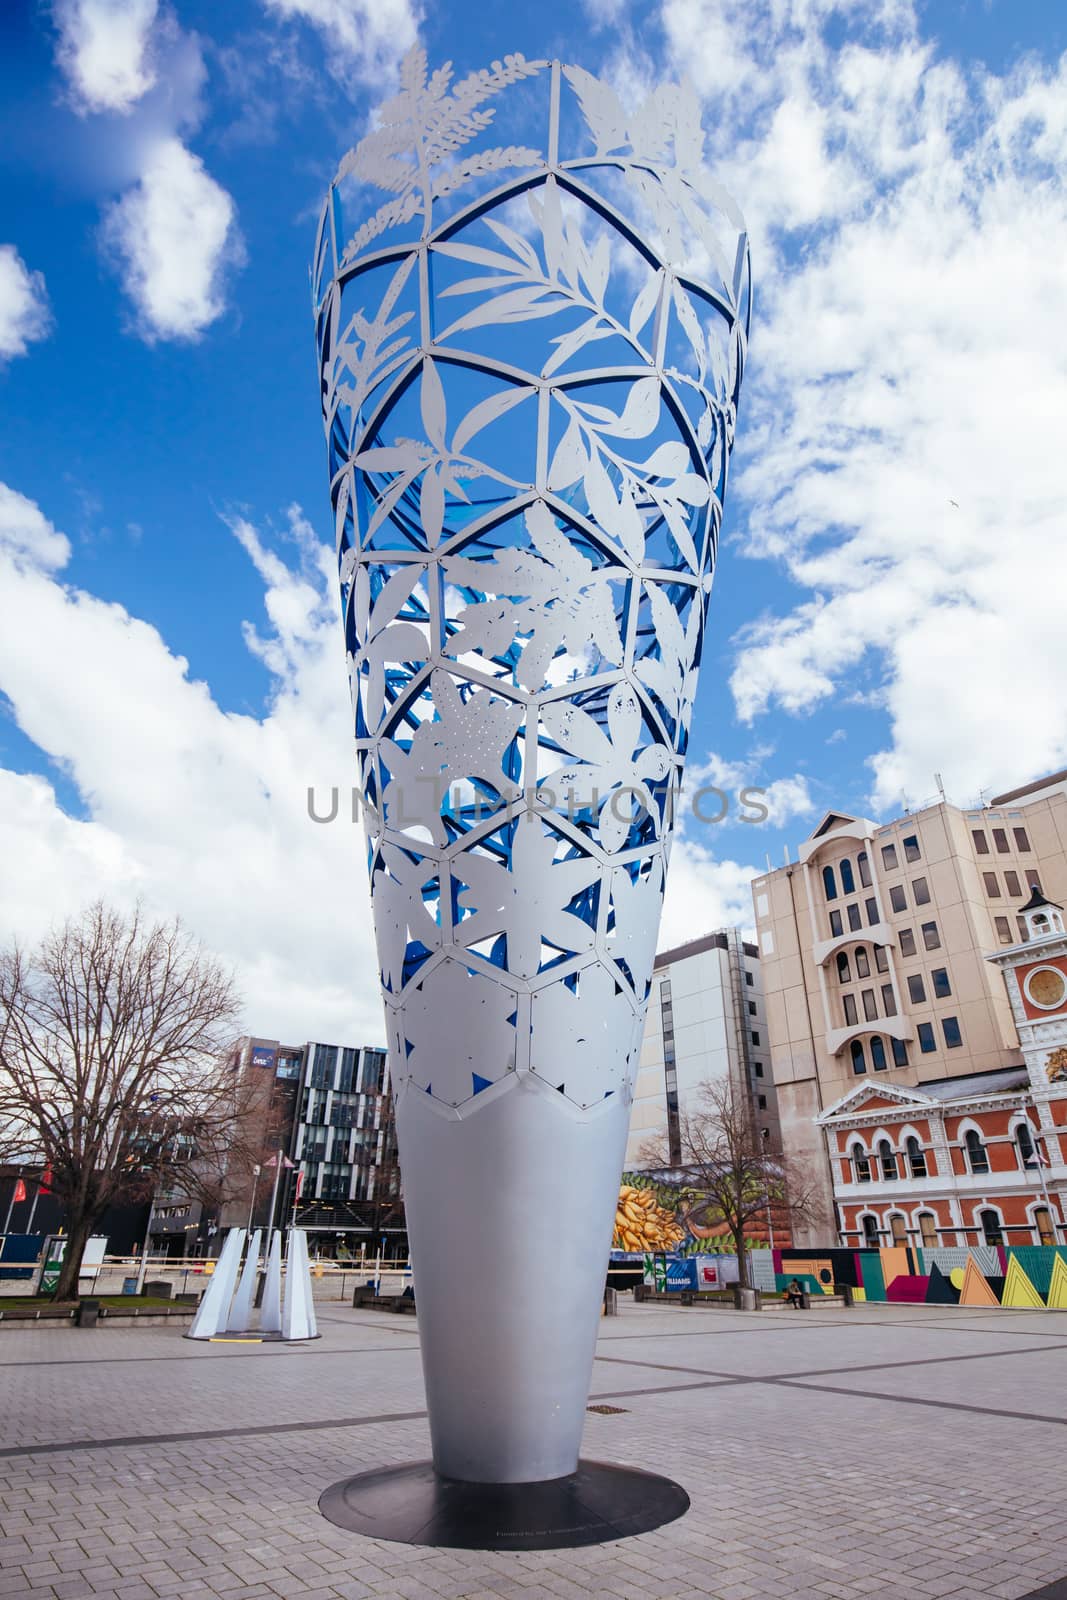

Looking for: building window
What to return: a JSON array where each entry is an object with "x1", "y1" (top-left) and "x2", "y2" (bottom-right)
[
  {"x1": 865, "y1": 896, "x2": 880, "y2": 926},
  {"x1": 890, "y1": 1214, "x2": 908, "y2": 1245},
  {"x1": 1017, "y1": 915, "x2": 1030, "y2": 942},
  {"x1": 1014, "y1": 827, "x2": 1031, "y2": 852},
  {"x1": 965, "y1": 1129, "x2": 989, "y2": 1175},
  {"x1": 745, "y1": 970, "x2": 754, "y2": 986},
  {"x1": 851, "y1": 1039, "x2": 866, "y2": 1075},
  {"x1": 881, "y1": 983, "x2": 897, "y2": 1016},
  {"x1": 919, "y1": 1212, "x2": 938, "y2": 1248},
  {"x1": 907, "y1": 974, "x2": 926, "y2": 1004},
  {"x1": 862, "y1": 1215, "x2": 880, "y2": 1247},
  {"x1": 858, "y1": 851, "x2": 872, "y2": 887},
  {"x1": 994, "y1": 915, "x2": 1012, "y2": 945},
  {"x1": 922, "y1": 921, "x2": 941, "y2": 950},
  {"x1": 840, "y1": 858, "x2": 856, "y2": 894},
  {"x1": 892, "y1": 1037, "x2": 910, "y2": 1068},
  {"x1": 847, "y1": 903, "x2": 863, "y2": 932},
  {"x1": 882, "y1": 844, "x2": 898, "y2": 871},
  {"x1": 751, "y1": 1031, "x2": 760, "y2": 1046},
  {"x1": 855, "y1": 947, "x2": 871, "y2": 978},
  {"x1": 1034, "y1": 1207, "x2": 1055, "y2": 1245},
  {"x1": 979, "y1": 1207, "x2": 1003, "y2": 1246},
  {"x1": 906, "y1": 1135, "x2": 927, "y2": 1177},
  {"x1": 992, "y1": 827, "x2": 1009, "y2": 853},
  {"x1": 874, "y1": 945, "x2": 889, "y2": 973},
  {"x1": 757, "y1": 1093, "x2": 767, "y2": 1109},
  {"x1": 889, "y1": 885, "x2": 907, "y2": 913},
  {"x1": 912, "y1": 877, "x2": 931, "y2": 906},
  {"x1": 972, "y1": 829, "x2": 989, "y2": 854},
  {"x1": 1026, "y1": 869, "x2": 1042, "y2": 892},
  {"x1": 823, "y1": 865, "x2": 838, "y2": 901},
  {"x1": 837, "y1": 951, "x2": 852, "y2": 983},
  {"x1": 829, "y1": 910, "x2": 843, "y2": 937},
  {"x1": 942, "y1": 1016, "x2": 962, "y2": 1048},
  {"x1": 1016, "y1": 1123, "x2": 1038, "y2": 1169},
  {"x1": 748, "y1": 1000, "x2": 757, "y2": 1015},
  {"x1": 878, "y1": 1140, "x2": 898, "y2": 1181},
  {"x1": 862, "y1": 989, "x2": 878, "y2": 1021},
  {"x1": 870, "y1": 1036, "x2": 888, "y2": 1071},
  {"x1": 903, "y1": 835, "x2": 921, "y2": 863},
  {"x1": 1004, "y1": 870, "x2": 1021, "y2": 897},
  {"x1": 931, "y1": 967, "x2": 951, "y2": 998},
  {"x1": 983, "y1": 871, "x2": 1001, "y2": 898},
  {"x1": 852, "y1": 1143, "x2": 872, "y2": 1183},
  {"x1": 843, "y1": 994, "x2": 858, "y2": 1025},
  {"x1": 917, "y1": 1022, "x2": 936, "y2": 1053},
  {"x1": 753, "y1": 1062, "x2": 764, "y2": 1078},
  {"x1": 898, "y1": 928, "x2": 916, "y2": 957}
]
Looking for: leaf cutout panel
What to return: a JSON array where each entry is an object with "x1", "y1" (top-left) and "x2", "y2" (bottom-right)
[{"x1": 315, "y1": 48, "x2": 749, "y2": 1113}]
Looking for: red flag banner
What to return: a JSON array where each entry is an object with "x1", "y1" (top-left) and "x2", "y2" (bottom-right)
[
  {"x1": 12, "y1": 1179, "x2": 26, "y2": 1204},
  {"x1": 294, "y1": 1170, "x2": 304, "y2": 1200},
  {"x1": 39, "y1": 1166, "x2": 53, "y2": 1196}
]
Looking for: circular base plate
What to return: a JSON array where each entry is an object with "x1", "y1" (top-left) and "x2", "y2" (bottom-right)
[{"x1": 318, "y1": 1459, "x2": 689, "y2": 1549}]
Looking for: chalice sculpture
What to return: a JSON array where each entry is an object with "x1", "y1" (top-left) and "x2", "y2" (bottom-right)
[{"x1": 312, "y1": 49, "x2": 750, "y2": 1548}]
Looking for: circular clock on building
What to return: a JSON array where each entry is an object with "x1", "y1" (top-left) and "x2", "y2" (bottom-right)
[{"x1": 1025, "y1": 966, "x2": 1067, "y2": 1009}]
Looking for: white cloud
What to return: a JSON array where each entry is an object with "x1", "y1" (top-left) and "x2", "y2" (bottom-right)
[
  {"x1": 53, "y1": 0, "x2": 160, "y2": 115},
  {"x1": 651, "y1": 0, "x2": 1067, "y2": 812},
  {"x1": 0, "y1": 484, "x2": 383, "y2": 1044},
  {"x1": 0, "y1": 247, "x2": 52, "y2": 360},
  {"x1": 261, "y1": 0, "x2": 420, "y2": 85},
  {"x1": 681, "y1": 751, "x2": 815, "y2": 827},
  {"x1": 659, "y1": 842, "x2": 761, "y2": 947},
  {"x1": 102, "y1": 137, "x2": 241, "y2": 341},
  {"x1": 0, "y1": 484, "x2": 70, "y2": 570}
]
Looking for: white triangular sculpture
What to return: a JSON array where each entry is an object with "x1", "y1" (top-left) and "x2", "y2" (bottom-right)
[
  {"x1": 260, "y1": 1230, "x2": 283, "y2": 1333},
  {"x1": 282, "y1": 1227, "x2": 317, "y2": 1341},
  {"x1": 187, "y1": 1227, "x2": 245, "y2": 1340},
  {"x1": 226, "y1": 1227, "x2": 263, "y2": 1332}
]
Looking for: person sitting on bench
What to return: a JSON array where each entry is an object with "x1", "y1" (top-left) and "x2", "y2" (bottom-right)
[{"x1": 784, "y1": 1278, "x2": 805, "y2": 1308}]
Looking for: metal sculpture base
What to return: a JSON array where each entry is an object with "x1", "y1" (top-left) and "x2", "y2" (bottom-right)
[{"x1": 318, "y1": 1459, "x2": 689, "y2": 1549}]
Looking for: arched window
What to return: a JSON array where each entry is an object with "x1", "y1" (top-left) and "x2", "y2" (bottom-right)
[
  {"x1": 965, "y1": 1128, "x2": 989, "y2": 1175},
  {"x1": 823, "y1": 865, "x2": 838, "y2": 901},
  {"x1": 837, "y1": 950, "x2": 851, "y2": 983},
  {"x1": 855, "y1": 946, "x2": 870, "y2": 978},
  {"x1": 889, "y1": 1214, "x2": 907, "y2": 1246},
  {"x1": 906, "y1": 1135, "x2": 927, "y2": 1178},
  {"x1": 1016, "y1": 1122, "x2": 1037, "y2": 1169},
  {"x1": 840, "y1": 858, "x2": 855, "y2": 895},
  {"x1": 851, "y1": 1142, "x2": 871, "y2": 1183},
  {"x1": 979, "y1": 1207, "x2": 1003, "y2": 1247},
  {"x1": 850, "y1": 1039, "x2": 866, "y2": 1076},
  {"x1": 858, "y1": 851, "x2": 872, "y2": 888},
  {"x1": 1033, "y1": 1207, "x2": 1056, "y2": 1246},
  {"x1": 918, "y1": 1212, "x2": 938, "y2": 1248},
  {"x1": 862, "y1": 1215, "x2": 880, "y2": 1247},
  {"x1": 877, "y1": 1139, "x2": 897, "y2": 1181},
  {"x1": 870, "y1": 1036, "x2": 888, "y2": 1071}
]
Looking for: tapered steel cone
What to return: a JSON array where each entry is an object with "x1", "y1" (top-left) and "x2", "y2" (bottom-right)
[{"x1": 313, "y1": 50, "x2": 750, "y2": 1483}]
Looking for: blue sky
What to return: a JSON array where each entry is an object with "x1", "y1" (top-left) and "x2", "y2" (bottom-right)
[{"x1": 1, "y1": 0, "x2": 1066, "y2": 1042}]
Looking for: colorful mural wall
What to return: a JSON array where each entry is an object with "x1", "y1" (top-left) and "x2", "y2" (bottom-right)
[{"x1": 750, "y1": 1244, "x2": 1067, "y2": 1309}]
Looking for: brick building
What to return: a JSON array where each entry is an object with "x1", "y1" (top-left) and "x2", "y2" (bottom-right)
[{"x1": 753, "y1": 769, "x2": 1067, "y2": 1246}]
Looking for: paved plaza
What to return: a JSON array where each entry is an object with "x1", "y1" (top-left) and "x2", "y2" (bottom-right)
[{"x1": 1, "y1": 1300, "x2": 1067, "y2": 1600}]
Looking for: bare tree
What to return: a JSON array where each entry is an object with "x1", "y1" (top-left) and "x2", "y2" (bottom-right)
[
  {"x1": 640, "y1": 1076, "x2": 824, "y2": 1288},
  {"x1": 0, "y1": 902, "x2": 247, "y2": 1299}
]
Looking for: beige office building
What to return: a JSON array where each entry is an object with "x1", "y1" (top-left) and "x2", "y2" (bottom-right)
[
  {"x1": 625, "y1": 929, "x2": 778, "y2": 1170},
  {"x1": 752, "y1": 771, "x2": 1067, "y2": 1243}
]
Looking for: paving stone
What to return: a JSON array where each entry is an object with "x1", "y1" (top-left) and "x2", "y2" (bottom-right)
[{"x1": 2, "y1": 1303, "x2": 1067, "y2": 1600}]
